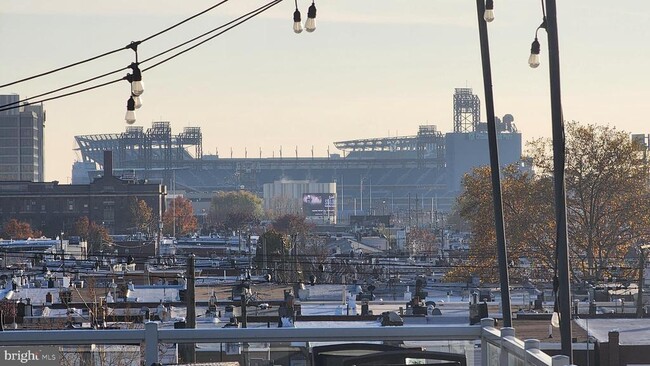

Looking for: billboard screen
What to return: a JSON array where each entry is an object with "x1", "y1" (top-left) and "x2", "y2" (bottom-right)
[{"x1": 302, "y1": 193, "x2": 336, "y2": 218}]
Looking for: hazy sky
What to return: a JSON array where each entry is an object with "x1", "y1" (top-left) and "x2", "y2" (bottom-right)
[{"x1": 0, "y1": 1, "x2": 648, "y2": 183}]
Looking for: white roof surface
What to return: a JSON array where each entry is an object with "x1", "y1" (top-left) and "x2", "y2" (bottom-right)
[{"x1": 575, "y1": 318, "x2": 650, "y2": 344}]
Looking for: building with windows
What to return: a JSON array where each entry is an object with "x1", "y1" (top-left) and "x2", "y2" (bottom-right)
[
  {"x1": 0, "y1": 151, "x2": 166, "y2": 239},
  {"x1": 72, "y1": 89, "x2": 523, "y2": 219},
  {"x1": 0, "y1": 94, "x2": 45, "y2": 182}
]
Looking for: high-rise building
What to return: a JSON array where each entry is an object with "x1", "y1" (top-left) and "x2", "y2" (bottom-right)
[{"x1": 0, "y1": 94, "x2": 45, "y2": 182}]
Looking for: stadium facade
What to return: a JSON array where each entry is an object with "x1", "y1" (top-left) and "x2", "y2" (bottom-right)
[{"x1": 72, "y1": 89, "x2": 522, "y2": 220}]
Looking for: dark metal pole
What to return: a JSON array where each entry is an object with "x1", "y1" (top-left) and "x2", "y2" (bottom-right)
[
  {"x1": 637, "y1": 246, "x2": 646, "y2": 318},
  {"x1": 475, "y1": 0, "x2": 512, "y2": 327},
  {"x1": 545, "y1": 0, "x2": 572, "y2": 360},
  {"x1": 183, "y1": 253, "x2": 196, "y2": 363}
]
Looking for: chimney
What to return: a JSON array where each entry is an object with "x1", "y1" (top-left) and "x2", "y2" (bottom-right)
[{"x1": 103, "y1": 150, "x2": 113, "y2": 178}]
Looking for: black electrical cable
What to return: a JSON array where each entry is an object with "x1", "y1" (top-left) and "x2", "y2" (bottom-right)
[
  {"x1": 0, "y1": 0, "x2": 231, "y2": 89},
  {"x1": 0, "y1": 48, "x2": 126, "y2": 90},
  {"x1": 0, "y1": 77, "x2": 123, "y2": 113},
  {"x1": 143, "y1": 0, "x2": 282, "y2": 72},
  {"x1": 0, "y1": 66, "x2": 130, "y2": 111},
  {"x1": 140, "y1": 0, "x2": 281, "y2": 65},
  {"x1": 139, "y1": 0, "x2": 230, "y2": 44},
  {"x1": 0, "y1": 0, "x2": 282, "y2": 112}
]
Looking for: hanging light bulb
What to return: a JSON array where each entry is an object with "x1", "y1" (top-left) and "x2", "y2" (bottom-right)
[
  {"x1": 484, "y1": 0, "x2": 495, "y2": 22},
  {"x1": 550, "y1": 301, "x2": 560, "y2": 327},
  {"x1": 125, "y1": 96, "x2": 136, "y2": 125},
  {"x1": 528, "y1": 38, "x2": 541, "y2": 68},
  {"x1": 132, "y1": 94, "x2": 143, "y2": 109},
  {"x1": 305, "y1": 1, "x2": 317, "y2": 33},
  {"x1": 293, "y1": 8, "x2": 303, "y2": 33},
  {"x1": 551, "y1": 310, "x2": 560, "y2": 327},
  {"x1": 129, "y1": 63, "x2": 144, "y2": 96}
]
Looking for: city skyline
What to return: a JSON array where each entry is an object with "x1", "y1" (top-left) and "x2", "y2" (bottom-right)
[{"x1": 0, "y1": 0, "x2": 648, "y2": 183}]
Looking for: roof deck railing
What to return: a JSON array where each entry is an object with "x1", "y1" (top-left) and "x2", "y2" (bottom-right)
[{"x1": 0, "y1": 318, "x2": 571, "y2": 366}]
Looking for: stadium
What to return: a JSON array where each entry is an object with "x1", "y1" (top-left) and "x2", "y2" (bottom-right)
[{"x1": 72, "y1": 89, "x2": 522, "y2": 219}]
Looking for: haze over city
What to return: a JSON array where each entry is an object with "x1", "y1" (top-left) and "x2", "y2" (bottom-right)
[{"x1": 0, "y1": 0, "x2": 648, "y2": 182}]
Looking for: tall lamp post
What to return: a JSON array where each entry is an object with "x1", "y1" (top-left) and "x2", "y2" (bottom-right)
[
  {"x1": 475, "y1": 0, "x2": 512, "y2": 327},
  {"x1": 528, "y1": 0, "x2": 572, "y2": 360}
]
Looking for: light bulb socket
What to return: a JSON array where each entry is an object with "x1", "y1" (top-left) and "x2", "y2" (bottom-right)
[
  {"x1": 126, "y1": 96, "x2": 136, "y2": 111},
  {"x1": 530, "y1": 38, "x2": 541, "y2": 55},
  {"x1": 293, "y1": 9, "x2": 301, "y2": 22},
  {"x1": 129, "y1": 63, "x2": 142, "y2": 82},
  {"x1": 485, "y1": 0, "x2": 494, "y2": 10},
  {"x1": 307, "y1": 3, "x2": 317, "y2": 19}
]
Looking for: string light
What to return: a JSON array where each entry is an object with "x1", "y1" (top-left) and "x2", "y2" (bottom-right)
[
  {"x1": 528, "y1": 0, "x2": 547, "y2": 68},
  {"x1": 125, "y1": 96, "x2": 137, "y2": 125},
  {"x1": 484, "y1": 0, "x2": 495, "y2": 22},
  {"x1": 529, "y1": 38, "x2": 541, "y2": 68},
  {"x1": 293, "y1": 0, "x2": 303, "y2": 33},
  {"x1": 305, "y1": 1, "x2": 317, "y2": 32}
]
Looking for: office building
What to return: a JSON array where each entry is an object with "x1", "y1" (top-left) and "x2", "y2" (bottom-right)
[{"x1": 0, "y1": 94, "x2": 45, "y2": 182}]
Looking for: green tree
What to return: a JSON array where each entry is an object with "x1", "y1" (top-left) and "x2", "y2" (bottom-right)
[
  {"x1": 162, "y1": 196, "x2": 198, "y2": 237},
  {"x1": 129, "y1": 198, "x2": 155, "y2": 235},
  {"x1": 208, "y1": 190, "x2": 263, "y2": 232}
]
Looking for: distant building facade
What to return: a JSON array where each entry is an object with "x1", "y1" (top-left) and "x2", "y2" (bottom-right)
[
  {"x1": 72, "y1": 89, "x2": 524, "y2": 217},
  {"x1": 0, "y1": 151, "x2": 166, "y2": 238},
  {"x1": 445, "y1": 131, "x2": 522, "y2": 192},
  {"x1": 263, "y1": 180, "x2": 337, "y2": 224},
  {"x1": 0, "y1": 94, "x2": 45, "y2": 182}
]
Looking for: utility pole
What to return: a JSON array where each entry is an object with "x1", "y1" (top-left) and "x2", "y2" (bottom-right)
[
  {"x1": 263, "y1": 236, "x2": 268, "y2": 271},
  {"x1": 182, "y1": 254, "x2": 196, "y2": 363},
  {"x1": 60, "y1": 231, "x2": 65, "y2": 278},
  {"x1": 241, "y1": 288, "x2": 248, "y2": 328}
]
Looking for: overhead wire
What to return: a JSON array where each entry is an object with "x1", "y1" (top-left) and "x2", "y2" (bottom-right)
[
  {"x1": 142, "y1": 0, "x2": 282, "y2": 72},
  {"x1": 0, "y1": 0, "x2": 283, "y2": 113},
  {"x1": 0, "y1": 0, "x2": 231, "y2": 90},
  {"x1": 140, "y1": 0, "x2": 281, "y2": 66}
]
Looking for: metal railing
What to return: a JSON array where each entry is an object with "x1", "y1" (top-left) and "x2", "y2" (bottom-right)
[{"x1": 0, "y1": 318, "x2": 572, "y2": 366}]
